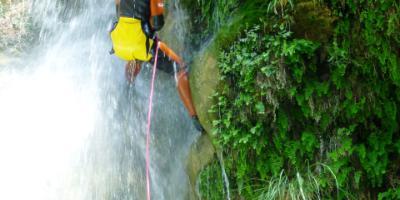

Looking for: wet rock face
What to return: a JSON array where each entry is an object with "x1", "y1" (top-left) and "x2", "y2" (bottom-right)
[
  {"x1": 190, "y1": 46, "x2": 219, "y2": 134},
  {"x1": 152, "y1": 3, "x2": 218, "y2": 198},
  {"x1": 186, "y1": 134, "x2": 215, "y2": 200},
  {"x1": 292, "y1": 1, "x2": 336, "y2": 43},
  {"x1": 187, "y1": 44, "x2": 220, "y2": 199},
  {"x1": 0, "y1": 1, "x2": 31, "y2": 51},
  {"x1": 0, "y1": 0, "x2": 85, "y2": 52}
]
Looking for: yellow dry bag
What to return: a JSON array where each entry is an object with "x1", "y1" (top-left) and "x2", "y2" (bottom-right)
[{"x1": 110, "y1": 17, "x2": 154, "y2": 61}]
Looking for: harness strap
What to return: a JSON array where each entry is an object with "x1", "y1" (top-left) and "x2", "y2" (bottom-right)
[{"x1": 141, "y1": 21, "x2": 154, "y2": 57}]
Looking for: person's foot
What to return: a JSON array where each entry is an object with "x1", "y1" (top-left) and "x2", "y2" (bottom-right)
[{"x1": 192, "y1": 115, "x2": 205, "y2": 132}]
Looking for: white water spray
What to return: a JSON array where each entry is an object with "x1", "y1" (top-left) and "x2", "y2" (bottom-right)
[{"x1": 0, "y1": 0, "x2": 198, "y2": 199}]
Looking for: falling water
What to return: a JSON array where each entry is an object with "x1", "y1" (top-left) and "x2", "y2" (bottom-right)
[
  {"x1": 0, "y1": 0, "x2": 199, "y2": 199},
  {"x1": 217, "y1": 151, "x2": 231, "y2": 200}
]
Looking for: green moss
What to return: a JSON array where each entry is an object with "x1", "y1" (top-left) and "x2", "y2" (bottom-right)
[
  {"x1": 292, "y1": 1, "x2": 336, "y2": 43},
  {"x1": 212, "y1": 0, "x2": 270, "y2": 50},
  {"x1": 187, "y1": 0, "x2": 400, "y2": 199}
]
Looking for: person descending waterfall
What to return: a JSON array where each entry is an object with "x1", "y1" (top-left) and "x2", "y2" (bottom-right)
[{"x1": 110, "y1": 0, "x2": 204, "y2": 132}]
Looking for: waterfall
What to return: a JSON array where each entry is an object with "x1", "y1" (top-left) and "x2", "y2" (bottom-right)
[{"x1": 0, "y1": 0, "x2": 198, "y2": 199}]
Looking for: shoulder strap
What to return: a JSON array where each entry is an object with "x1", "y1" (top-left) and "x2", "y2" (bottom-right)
[{"x1": 141, "y1": 21, "x2": 155, "y2": 57}]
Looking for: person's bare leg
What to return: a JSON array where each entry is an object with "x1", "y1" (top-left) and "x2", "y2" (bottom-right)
[
  {"x1": 176, "y1": 69, "x2": 196, "y2": 117},
  {"x1": 157, "y1": 41, "x2": 204, "y2": 132},
  {"x1": 125, "y1": 60, "x2": 142, "y2": 83},
  {"x1": 158, "y1": 41, "x2": 184, "y2": 66},
  {"x1": 176, "y1": 68, "x2": 204, "y2": 132}
]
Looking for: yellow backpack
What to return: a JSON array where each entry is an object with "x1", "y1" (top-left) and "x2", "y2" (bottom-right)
[
  {"x1": 110, "y1": 0, "x2": 164, "y2": 62},
  {"x1": 110, "y1": 17, "x2": 154, "y2": 61}
]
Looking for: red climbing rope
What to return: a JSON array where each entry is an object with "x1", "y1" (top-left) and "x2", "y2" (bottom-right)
[{"x1": 146, "y1": 41, "x2": 160, "y2": 200}]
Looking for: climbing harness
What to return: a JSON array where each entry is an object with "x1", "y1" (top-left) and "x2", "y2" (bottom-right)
[{"x1": 145, "y1": 40, "x2": 160, "y2": 200}]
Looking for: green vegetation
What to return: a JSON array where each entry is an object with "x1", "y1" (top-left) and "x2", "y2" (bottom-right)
[{"x1": 184, "y1": 0, "x2": 400, "y2": 199}]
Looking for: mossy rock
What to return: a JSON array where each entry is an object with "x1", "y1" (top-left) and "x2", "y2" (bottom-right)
[
  {"x1": 186, "y1": 43, "x2": 220, "y2": 199},
  {"x1": 190, "y1": 44, "x2": 219, "y2": 136},
  {"x1": 185, "y1": 134, "x2": 216, "y2": 199},
  {"x1": 292, "y1": 1, "x2": 336, "y2": 43}
]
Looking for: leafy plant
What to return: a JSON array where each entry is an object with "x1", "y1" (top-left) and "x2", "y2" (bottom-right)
[{"x1": 191, "y1": 0, "x2": 400, "y2": 199}]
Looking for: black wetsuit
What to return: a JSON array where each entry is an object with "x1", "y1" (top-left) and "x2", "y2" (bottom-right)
[{"x1": 120, "y1": 0, "x2": 150, "y2": 20}]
